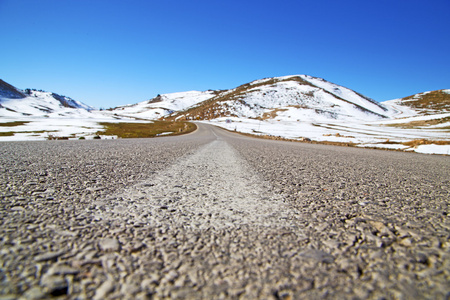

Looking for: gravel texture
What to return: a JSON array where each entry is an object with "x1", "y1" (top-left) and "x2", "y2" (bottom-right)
[{"x1": 0, "y1": 123, "x2": 449, "y2": 299}]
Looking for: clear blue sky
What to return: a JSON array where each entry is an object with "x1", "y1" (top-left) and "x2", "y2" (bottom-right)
[{"x1": 1, "y1": 0, "x2": 449, "y2": 108}]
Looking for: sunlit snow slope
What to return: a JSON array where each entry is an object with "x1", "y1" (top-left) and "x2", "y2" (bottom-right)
[
  {"x1": 0, "y1": 79, "x2": 94, "y2": 118},
  {"x1": 166, "y1": 75, "x2": 394, "y2": 122},
  {"x1": 0, "y1": 79, "x2": 132, "y2": 140},
  {"x1": 107, "y1": 90, "x2": 218, "y2": 119}
]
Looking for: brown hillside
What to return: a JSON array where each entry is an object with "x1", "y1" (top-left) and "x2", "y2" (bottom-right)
[{"x1": 400, "y1": 90, "x2": 450, "y2": 113}]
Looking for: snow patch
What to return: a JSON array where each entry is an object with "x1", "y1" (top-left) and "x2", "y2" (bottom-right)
[{"x1": 414, "y1": 144, "x2": 450, "y2": 155}]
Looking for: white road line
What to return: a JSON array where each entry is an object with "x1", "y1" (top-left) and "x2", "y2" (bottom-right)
[{"x1": 102, "y1": 139, "x2": 297, "y2": 229}]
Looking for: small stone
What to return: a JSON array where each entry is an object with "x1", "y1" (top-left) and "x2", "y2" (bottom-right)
[
  {"x1": 368, "y1": 220, "x2": 392, "y2": 236},
  {"x1": 274, "y1": 290, "x2": 292, "y2": 300},
  {"x1": 299, "y1": 249, "x2": 334, "y2": 263},
  {"x1": 99, "y1": 238, "x2": 120, "y2": 252},
  {"x1": 337, "y1": 258, "x2": 353, "y2": 270},
  {"x1": 121, "y1": 276, "x2": 142, "y2": 296},
  {"x1": 126, "y1": 242, "x2": 145, "y2": 253},
  {"x1": 368, "y1": 250, "x2": 384, "y2": 260},
  {"x1": 93, "y1": 276, "x2": 115, "y2": 300},
  {"x1": 56, "y1": 229, "x2": 77, "y2": 237},
  {"x1": 21, "y1": 286, "x2": 46, "y2": 300},
  {"x1": 415, "y1": 252, "x2": 429, "y2": 264},
  {"x1": 417, "y1": 269, "x2": 443, "y2": 278},
  {"x1": 164, "y1": 270, "x2": 179, "y2": 283},
  {"x1": 170, "y1": 287, "x2": 196, "y2": 299},
  {"x1": 399, "y1": 237, "x2": 414, "y2": 247},
  {"x1": 10, "y1": 206, "x2": 25, "y2": 212},
  {"x1": 323, "y1": 239, "x2": 340, "y2": 249},
  {"x1": 316, "y1": 211, "x2": 328, "y2": 218},
  {"x1": 1, "y1": 193, "x2": 17, "y2": 198},
  {"x1": 35, "y1": 250, "x2": 65, "y2": 262},
  {"x1": 316, "y1": 223, "x2": 329, "y2": 231},
  {"x1": 0, "y1": 295, "x2": 19, "y2": 300},
  {"x1": 47, "y1": 264, "x2": 80, "y2": 275},
  {"x1": 40, "y1": 275, "x2": 68, "y2": 296},
  {"x1": 71, "y1": 259, "x2": 102, "y2": 268},
  {"x1": 141, "y1": 273, "x2": 160, "y2": 288}
]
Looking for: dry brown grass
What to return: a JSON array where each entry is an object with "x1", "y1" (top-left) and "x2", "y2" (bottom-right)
[
  {"x1": 0, "y1": 132, "x2": 14, "y2": 136},
  {"x1": 261, "y1": 108, "x2": 288, "y2": 120},
  {"x1": 96, "y1": 121, "x2": 196, "y2": 138},
  {"x1": 402, "y1": 90, "x2": 450, "y2": 112},
  {"x1": 385, "y1": 116, "x2": 450, "y2": 129},
  {"x1": 0, "y1": 121, "x2": 30, "y2": 127},
  {"x1": 402, "y1": 139, "x2": 450, "y2": 147},
  {"x1": 0, "y1": 125, "x2": 56, "y2": 137}
]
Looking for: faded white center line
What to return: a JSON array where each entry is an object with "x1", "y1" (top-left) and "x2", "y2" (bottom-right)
[{"x1": 97, "y1": 140, "x2": 298, "y2": 229}]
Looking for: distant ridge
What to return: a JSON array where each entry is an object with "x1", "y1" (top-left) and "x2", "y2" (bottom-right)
[
  {"x1": 0, "y1": 79, "x2": 26, "y2": 99},
  {"x1": 1, "y1": 76, "x2": 448, "y2": 123},
  {"x1": 0, "y1": 79, "x2": 94, "y2": 117}
]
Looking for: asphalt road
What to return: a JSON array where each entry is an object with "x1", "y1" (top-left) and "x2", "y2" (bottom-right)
[{"x1": 0, "y1": 123, "x2": 449, "y2": 299}]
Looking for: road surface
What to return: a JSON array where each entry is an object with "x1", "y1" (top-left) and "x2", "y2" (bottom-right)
[{"x1": 0, "y1": 123, "x2": 449, "y2": 299}]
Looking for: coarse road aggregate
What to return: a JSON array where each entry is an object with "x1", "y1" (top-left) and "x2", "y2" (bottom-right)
[{"x1": 0, "y1": 123, "x2": 449, "y2": 299}]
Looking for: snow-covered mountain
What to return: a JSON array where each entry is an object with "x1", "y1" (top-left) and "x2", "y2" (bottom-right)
[
  {"x1": 0, "y1": 79, "x2": 94, "y2": 118},
  {"x1": 107, "y1": 90, "x2": 218, "y2": 119},
  {"x1": 0, "y1": 79, "x2": 139, "y2": 141},
  {"x1": 165, "y1": 75, "x2": 394, "y2": 122}
]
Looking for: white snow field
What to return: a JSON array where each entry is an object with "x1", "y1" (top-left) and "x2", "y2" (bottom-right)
[{"x1": 203, "y1": 117, "x2": 450, "y2": 155}]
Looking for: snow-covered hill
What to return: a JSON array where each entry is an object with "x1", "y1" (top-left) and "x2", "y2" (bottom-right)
[
  {"x1": 0, "y1": 79, "x2": 138, "y2": 140},
  {"x1": 106, "y1": 90, "x2": 218, "y2": 119},
  {"x1": 382, "y1": 89, "x2": 450, "y2": 117},
  {"x1": 0, "y1": 79, "x2": 95, "y2": 118},
  {"x1": 166, "y1": 75, "x2": 394, "y2": 122},
  {"x1": 0, "y1": 90, "x2": 95, "y2": 118}
]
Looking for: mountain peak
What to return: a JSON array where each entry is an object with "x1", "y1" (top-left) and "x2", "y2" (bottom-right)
[{"x1": 0, "y1": 79, "x2": 26, "y2": 99}]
